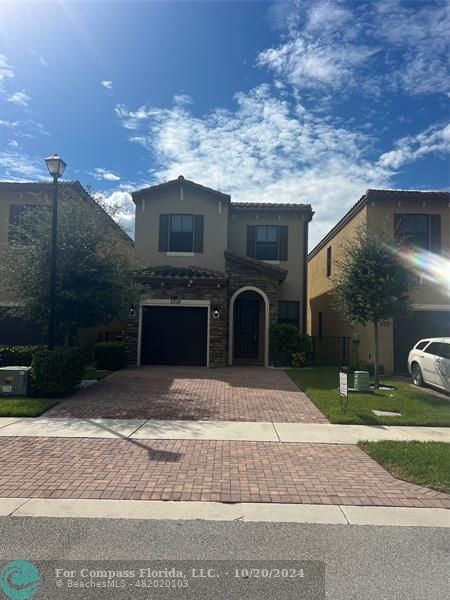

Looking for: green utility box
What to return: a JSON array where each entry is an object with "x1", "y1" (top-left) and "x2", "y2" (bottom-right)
[{"x1": 354, "y1": 370, "x2": 370, "y2": 392}]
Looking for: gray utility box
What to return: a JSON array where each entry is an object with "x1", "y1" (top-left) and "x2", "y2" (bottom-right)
[{"x1": 0, "y1": 366, "x2": 32, "y2": 396}]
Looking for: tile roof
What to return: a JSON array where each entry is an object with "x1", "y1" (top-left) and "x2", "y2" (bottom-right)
[
  {"x1": 224, "y1": 250, "x2": 288, "y2": 281},
  {"x1": 231, "y1": 201, "x2": 312, "y2": 213},
  {"x1": 308, "y1": 188, "x2": 450, "y2": 260},
  {"x1": 132, "y1": 175, "x2": 231, "y2": 202},
  {"x1": 136, "y1": 265, "x2": 226, "y2": 281}
]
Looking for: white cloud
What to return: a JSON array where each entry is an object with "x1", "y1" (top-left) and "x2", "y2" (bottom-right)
[
  {"x1": 0, "y1": 150, "x2": 48, "y2": 181},
  {"x1": 94, "y1": 190, "x2": 135, "y2": 237},
  {"x1": 101, "y1": 80, "x2": 113, "y2": 89},
  {"x1": 116, "y1": 84, "x2": 392, "y2": 247},
  {"x1": 173, "y1": 94, "x2": 193, "y2": 105},
  {"x1": 375, "y1": 0, "x2": 450, "y2": 95},
  {"x1": 378, "y1": 122, "x2": 450, "y2": 169},
  {"x1": 258, "y1": 0, "x2": 449, "y2": 97},
  {"x1": 93, "y1": 167, "x2": 121, "y2": 182},
  {"x1": 27, "y1": 49, "x2": 48, "y2": 67},
  {"x1": 7, "y1": 91, "x2": 31, "y2": 107},
  {"x1": 0, "y1": 54, "x2": 14, "y2": 85}
]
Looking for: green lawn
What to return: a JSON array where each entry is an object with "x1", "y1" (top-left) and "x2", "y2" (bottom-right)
[
  {"x1": 359, "y1": 441, "x2": 450, "y2": 494},
  {"x1": 288, "y1": 366, "x2": 450, "y2": 426},
  {"x1": 0, "y1": 398, "x2": 57, "y2": 417},
  {"x1": 83, "y1": 368, "x2": 112, "y2": 380}
]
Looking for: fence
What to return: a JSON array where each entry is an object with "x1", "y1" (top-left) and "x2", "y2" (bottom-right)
[{"x1": 311, "y1": 336, "x2": 357, "y2": 366}]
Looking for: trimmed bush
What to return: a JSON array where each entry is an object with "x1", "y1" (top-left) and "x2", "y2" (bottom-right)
[
  {"x1": 31, "y1": 348, "x2": 84, "y2": 398},
  {"x1": 94, "y1": 341, "x2": 125, "y2": 371},
  {"x1": 270, "y1": 323, "x2": 300, "y2": 367},
  {"x1": 0, "y1": 345, "x2": 42, "y2": 367},
  {"x1": 292, "y1": 352, "x2": 307, "y2": 368}
]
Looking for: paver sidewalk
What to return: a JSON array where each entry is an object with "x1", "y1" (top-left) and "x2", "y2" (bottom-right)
[{"x1": 0, "y1": 437, "x2": 448, "y2": 508}]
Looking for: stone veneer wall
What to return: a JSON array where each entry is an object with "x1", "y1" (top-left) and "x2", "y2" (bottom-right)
[
  {"x1": 125, "y1": 280, "x2": 227, "y2": 367},
  {"x1": 225, "y1": 255, "x2": 283, "y2": 365}
]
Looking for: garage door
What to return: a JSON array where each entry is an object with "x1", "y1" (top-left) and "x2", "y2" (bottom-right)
[
  {"x1": 393, "y1": 311, "x2": 450, "y2": 372},
  {"x1": 141, "y1": 306, "x2": 208, "y2": 366}
]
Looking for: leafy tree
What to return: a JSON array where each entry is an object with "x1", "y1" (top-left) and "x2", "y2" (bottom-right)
[
  {"x1": 0, "y1": 186, "x2": 136, "y2": 346},
  {"x1": 334, "y1": 227, "x2": 412, "y2": 388}
]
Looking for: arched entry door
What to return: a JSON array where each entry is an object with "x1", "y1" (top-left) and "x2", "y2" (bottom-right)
[{"x1": 229, "y1": 287, "x2": 269, "y2": 366}]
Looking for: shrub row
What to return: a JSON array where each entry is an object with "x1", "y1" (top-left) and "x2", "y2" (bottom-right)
[
  {"x1": 0, "y1": 345, "x2": 42, "y2": 367},
  {"x1": 94, "y1": 342, "x2": 125, "y2": 371},
  {"x1": 270, "y1": 324, "x2": 312, "y2": 367},
  {"x1": 31, "y1": 348, "x2": 85, "y2": 398}
]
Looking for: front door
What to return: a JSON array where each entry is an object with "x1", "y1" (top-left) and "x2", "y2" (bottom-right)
[{"x1": 234, "y1": 298, "x2": 259, "y2": 359}]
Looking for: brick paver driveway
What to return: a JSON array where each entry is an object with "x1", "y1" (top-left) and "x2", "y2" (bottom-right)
[
  {"x1": 47, "y1": 367, "x2": 328, "y2": 423},
  {"x1": 0, "y1": 437, "x2": 448, "y2": 508}
]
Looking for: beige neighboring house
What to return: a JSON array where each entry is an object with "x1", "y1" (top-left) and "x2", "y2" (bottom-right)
[
  {"x1": 307, "y1": 189, "x2": 450, "y2": 373},
  {"x1": 0, "y1": 181, "x2": 134, "y2": 352},
  {"x1": 125, "y1": 176, "x2": 313, "y2": 367}
]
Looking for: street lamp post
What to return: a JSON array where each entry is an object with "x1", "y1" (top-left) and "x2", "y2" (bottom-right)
[{"x1": 44, "y1": 154, "x2": 67, "y2": 350}]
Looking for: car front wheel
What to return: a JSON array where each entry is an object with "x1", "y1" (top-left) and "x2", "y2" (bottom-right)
[{"x1": 411, "y1": 363, "x2": 424, "y2": 387}]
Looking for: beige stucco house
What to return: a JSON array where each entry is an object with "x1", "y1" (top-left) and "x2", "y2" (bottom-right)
[
  {"x1": 307, "y1": 189, "x2": 450, "y2": 373},
  {"x1": 125, "y1": 176, "x2": 313, "y2": 367},
  {"x1": 0, "y1": 181, "x2": 134, "y2": 351}
]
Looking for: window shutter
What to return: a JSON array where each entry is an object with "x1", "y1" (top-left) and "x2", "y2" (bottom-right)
[
  {"x1": 278, "y1": 225, "x2": 288, "y2": 260},
  {"x1": 430, "y1": 214, "x2": 441, "y2": 254},
  {"x1": 393, "y1": 214, "x2": 402, "y2": 242},
  {"x1": 159, "y1": 214, "x2": 169, "y2": 252},
  {"x1": 247, "y1": 225, "x2": 256, "y2": 257},
  {"x1": 193, "y1": 215, "x2": 204, "y2": 253}
]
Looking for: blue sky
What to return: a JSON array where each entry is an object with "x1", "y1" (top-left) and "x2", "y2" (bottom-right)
[{"x1": 0, "y1": 0, "x2": 449, "y2": 247}]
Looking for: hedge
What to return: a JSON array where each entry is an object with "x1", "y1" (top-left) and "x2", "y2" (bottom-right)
[
  {"x1": 0, "y1": 345, "x2": 42, "y2": 367},
  {"x1": 269, "y1": 324, "x2": 312, "y2": 367},
  {"x1": 31, "y1": 348, "x2": 84, "y2": 398},
  {"x1": 94, "y1": 342, "x2": 125, "y2": 371}
]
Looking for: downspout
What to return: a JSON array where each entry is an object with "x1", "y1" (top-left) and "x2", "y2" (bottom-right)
[{"x1": 302, "y1": 216, "x2": 310, "y2": 335}]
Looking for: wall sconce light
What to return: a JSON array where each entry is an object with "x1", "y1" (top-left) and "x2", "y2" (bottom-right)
[
  {"x1": 129, "y1": 304, "x2": 136, "y2": 318},
  {"x1": 187, "y1": 279, "x2": 193, "y2": 288},
  {"x1": 213, "y1": 306, "x2": 220, "y2": 319}
]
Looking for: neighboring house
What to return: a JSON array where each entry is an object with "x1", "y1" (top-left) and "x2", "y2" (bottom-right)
[
  {"x1": 126, "y1": 176, "x2": 313, "y2": 367},
  {"x1": 0, "y1": 181, "x2": 134, "y2": 351},
  {"x1": 307, "y1": 189, "x2": 450, "y2": 373}
]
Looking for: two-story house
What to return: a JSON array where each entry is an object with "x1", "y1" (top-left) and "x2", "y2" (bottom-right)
[
  {"x1": 0, "y1": 181, "x2": 134, "y2": 351},
  {"x1": 125, "y1": 176, "x2": 313, "y2": 367},
  {"x1": 307, "y1": 189, "x2": 450, "y2": 373}
]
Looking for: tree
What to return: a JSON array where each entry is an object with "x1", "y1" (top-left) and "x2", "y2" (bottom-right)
[
  {"x1": 0, "y1": 186, "x2": 136, "y2": 346},
  {"x1": 334, "y1": 227, "x2": 412, "y2": 388}
]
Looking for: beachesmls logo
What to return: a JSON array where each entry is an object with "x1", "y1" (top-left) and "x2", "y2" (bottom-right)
[{"x1": 0, "y1": 561, "x2": 41, "y2": 600}]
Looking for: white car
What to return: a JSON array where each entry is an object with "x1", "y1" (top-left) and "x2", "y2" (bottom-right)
[{"x1": 408, "y1": 337, "x2": 450, "y2": 392}]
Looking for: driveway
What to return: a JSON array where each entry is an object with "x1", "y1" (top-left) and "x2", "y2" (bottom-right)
[
  {"x1": 0, "y1": 437, "x2": 448, "y2": 507},
  {"x1": 46, "y1": 367, "x2": 328, "y2": 423}
]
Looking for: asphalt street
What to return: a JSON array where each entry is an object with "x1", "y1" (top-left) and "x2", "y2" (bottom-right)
[{"x1": 0, "y1": 517, "x2": 448, "y2": 600}]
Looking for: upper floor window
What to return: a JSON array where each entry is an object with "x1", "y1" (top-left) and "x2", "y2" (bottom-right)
[
  {"x1": 9, "y1": 204, "x2": 49, "y2": 243},
  {"x1": 246, "y1": 225, "x2": 288, "y2": 261},
  {"x1": 326, "y1": 246, "x2": 332, "y2": 277},
  {"x1": 278, "y1": 301, "x2": 299, "y2": 329},
  {"x1": 159, "y1": 213, "x2": 204, "y2": 253},
  {"x1": 170, "y1": 214, "x2": 194, "y2": 252},
  {"x1": 394, "y1": 213, "x2": 441, "y2": 253}
]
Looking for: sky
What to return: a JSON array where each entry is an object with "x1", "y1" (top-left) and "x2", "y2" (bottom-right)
[{"x1": 0, "y1": 0, "x2": 449, "y2": 248}]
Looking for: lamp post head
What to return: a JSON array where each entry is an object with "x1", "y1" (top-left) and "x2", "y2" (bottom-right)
[{"x1": 45, "y1": 154, "x2": 67, "y2": 179}]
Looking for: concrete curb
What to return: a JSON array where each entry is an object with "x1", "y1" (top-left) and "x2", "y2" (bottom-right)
[{"x1": 1, "y1": 498, "x2": 448, "y2": 527}]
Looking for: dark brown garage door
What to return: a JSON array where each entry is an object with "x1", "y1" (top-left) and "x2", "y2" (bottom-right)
[
  {"x1": 393, "y1": 311, "x2": 450, "y2": 372},
  {"x1": 141, "y1": 306, "x2": 208, "y2": 366}
]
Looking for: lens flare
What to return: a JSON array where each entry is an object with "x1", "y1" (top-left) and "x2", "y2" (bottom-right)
[{"x1": 389, "y1": 244, "x2": 450, "y2": 295}]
